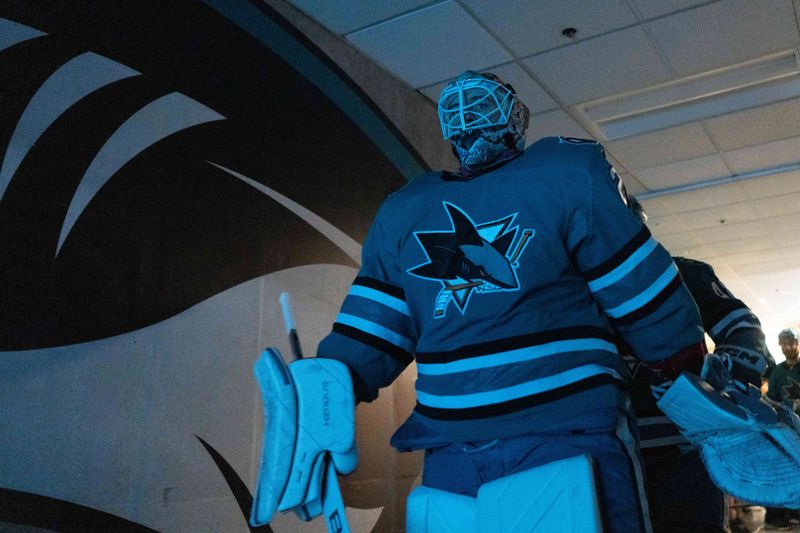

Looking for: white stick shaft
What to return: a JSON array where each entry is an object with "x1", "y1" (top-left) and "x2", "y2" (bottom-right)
[{"x1": 279, "y1": 292, "x2": 303, "y2": 360}]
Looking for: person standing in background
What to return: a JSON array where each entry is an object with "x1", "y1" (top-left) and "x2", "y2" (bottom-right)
[
  {"x1": 761, "y1": 328, "x2": 800, "y2": 528},
  {"x1": 767, "y1": 328, "x2": 800, "y2": 414},
  {"x1": 626, "y1": 197, "x2": 775, "y2": 533}
]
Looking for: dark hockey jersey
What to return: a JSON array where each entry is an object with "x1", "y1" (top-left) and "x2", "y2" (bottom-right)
[
  {"x1": 631, "y1": 256, "x2": 774, "y2": 448},
  {"x1": 317, "y1": 136, "x2": 704, "y2": 442}
]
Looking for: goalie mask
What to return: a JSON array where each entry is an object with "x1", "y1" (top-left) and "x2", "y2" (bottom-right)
[{"x1": 438, "y1": 71, "x2": 530, "y2": 170}]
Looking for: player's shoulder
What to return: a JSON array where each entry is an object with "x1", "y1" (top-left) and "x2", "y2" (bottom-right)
[
  {"x1": 673, "y1": 256, "x2": 715, "y2": 276},
  {"x1": 520, "y1": 137, "x2": 610, "y2": 191},
  {"x1": 524, "y1": 136, "x2": 604, "y2": 166},
  {"x1": 375, "y1": 170, "x2": 439, "y2": 218}
]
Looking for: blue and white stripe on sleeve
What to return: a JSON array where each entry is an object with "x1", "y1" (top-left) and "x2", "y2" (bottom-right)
[
  {"x1": 582, "y1": 226, "x2": 684, "y2": 326},
  {"x1": 331, "y1": 276, "x2": 415, "y2": 364}
]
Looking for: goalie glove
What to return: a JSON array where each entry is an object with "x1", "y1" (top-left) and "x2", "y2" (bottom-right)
[{"x1": 657, "y1": 358, "x2": 800, "y2": 508}]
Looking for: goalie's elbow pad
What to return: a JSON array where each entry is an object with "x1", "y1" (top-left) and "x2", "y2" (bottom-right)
[
  {"x1": 643, "y1": 341, "x2": 706, "y2": 383},
  {"x1": 250, "y1": 350, "x2": 357, "y2": 526}
]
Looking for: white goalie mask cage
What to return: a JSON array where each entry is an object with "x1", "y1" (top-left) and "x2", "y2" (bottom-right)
[
  {"x1": 438, "y1": 73, "x2": 517, "y2": 140},
  {"x1": 437, "y1": 71, "x2": 530, "y2": 169}
]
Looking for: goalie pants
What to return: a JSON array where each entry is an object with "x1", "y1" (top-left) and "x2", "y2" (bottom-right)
[
  {"x1": 641, "y1": 446, "x2": 726, "y2": 533},
  {"x1": 421, "y1": 415, "x2": 649, "y2": 533}
]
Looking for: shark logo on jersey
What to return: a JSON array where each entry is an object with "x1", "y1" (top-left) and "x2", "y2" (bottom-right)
[
  {"x1": 783, "y1": 377, "x2": 800, "y2": 400},
  {"x1": 407, "y1": 202, "x2": 534, "y2": 319}
]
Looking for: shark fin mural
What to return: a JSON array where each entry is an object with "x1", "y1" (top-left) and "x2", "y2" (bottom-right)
[{"x1": 0, "y1": 1, "x2": 428, "y2": 531}]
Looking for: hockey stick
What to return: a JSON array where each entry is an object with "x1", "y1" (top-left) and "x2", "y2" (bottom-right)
[
  {"x1": 278, "y1": 292, "x2": 351, "y2": 533},
  {"x1": 279, "y1": 292, "x2": 304, "y2": 360}
]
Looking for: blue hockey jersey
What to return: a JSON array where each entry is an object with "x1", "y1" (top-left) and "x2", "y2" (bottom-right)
[{"x1": 317, "y1": 136, "x2": 704, "y2": 442}]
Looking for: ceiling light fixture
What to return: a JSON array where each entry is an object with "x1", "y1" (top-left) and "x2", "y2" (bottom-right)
[{"x1": 575, "y1": 50, "x2": 800, "y2": 141}]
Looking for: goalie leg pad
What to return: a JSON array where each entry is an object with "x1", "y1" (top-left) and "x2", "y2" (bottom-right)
[
  {"x1": 477, "y1": 454, "x2": 602, "y2": 533},
  {"x1": 406, "y1": 455, "x2": 603, "y2": 533},
  {"x1": 406, "y1": 486, "x2": 477, "y2": 533},
  {"x1": 250, "y1": 350, "x2": 357, "y2": 526}
]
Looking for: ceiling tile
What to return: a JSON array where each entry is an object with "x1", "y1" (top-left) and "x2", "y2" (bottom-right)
[
  {"x1": 639, "y1": 197, "x2": 673, "y2": 217},
  {"x1": 646, "y1": 0, "x2": 800, "y2": 77},
  {"x1": 739, "y1": 171, "x2": 800, "y2": 199},
  {"x1": 461, "y1": 0, "x2": 637, "y2": 57},
  {"x1": 756, "y1": 294, "x2": 800, "y2": 320},
  {"x1": 767, "y1": 214, "x2": 800, "y2": 243},
  {"x1": 605, "y1": 153, "x2": 626, "y2": 172},
  {"x1": 346, "y1": 1, "x2": 512, "y2": 88},
  {"x1": 676, "y1": 202, "x2": 759, "y2": 230},
  {"x1": 716, "y1": 265, "x2": 744, "y2": 282},
  {"x1": 709, "y1": 236, "x2": 774, "y2": 256},
  {"x1": 418, "y1": 83, "x2": 443, "y2": 102},
  {"x1": 526, "y1": 110, "x2": 591, "y2": 143},
  {"x1": 620, "y1": 173, "x2": 649, "y2": 195},
  {"x1": 739, "y1": 270, "x2": 800, "y2": 292},
  {"x1": 672, "y1": 245, "x2": 717, "y2": 260},
  {"x1": 286, "y1": 0, "x2": 432, "y2": 34},
  {"x1": 605, "y1": 123, "x2": 717, "y2": 169},
  {"x1": 704, "y1": 97, "x2": 800, "y2": 152},
  {"x1": 724, "y1": 136, "x2": 800, "y2": 174},
  {"x1": 490, "y1": 63, "x2": 559, "y2": 114},
  {"x1": 647, "y1": 214, "x2": 690, "y2": 235},
  {"x1": 523, "y1": 26, "x2": 671, "y2": 105},
  {"x1": 739, "y1": 169, "x2": 800, "y2": 199},
  {"x1": 734, "y1": 270, "x2": 800, "y2": 319},
  {"x1": 750, "y1": 191, "x2": 800, "y2": 218},
  {"x1": 629, "y1": 0, "x2": 713, "y2": 20},
  {"x1": 635, "y1": 154, "x2": 730, "y2": 190},
  {"x1": 660, "y1": 183, "x2": 747, "y2": 213},
  {"x1": 783, "y1": 247, "x2": 800, "y2": 259},
  {"x1": 717, "y1": 248, "x2": 784, "y2": 266},
  {"x1": 656, "y1": 231, "x2": 704, "y2": 250},
  {"x1": 694, "y1": 219, "x2": 769, "y2": 244},
  {"x1": 732, "y1": 260, "x2": 793, "y2": 276}
]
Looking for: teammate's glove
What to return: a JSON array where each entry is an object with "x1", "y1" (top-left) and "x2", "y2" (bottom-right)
[
  {"x1": 712, "y1": 345, "x2": 767, "y2": 389},
  {"x1": 701, "y1": 352, "x2": 761, "y2": 399}
]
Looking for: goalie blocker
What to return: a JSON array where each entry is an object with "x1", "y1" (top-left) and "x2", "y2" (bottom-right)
[{"x1": 250, "y1": 348, "x2": 357, "y2": 531}]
